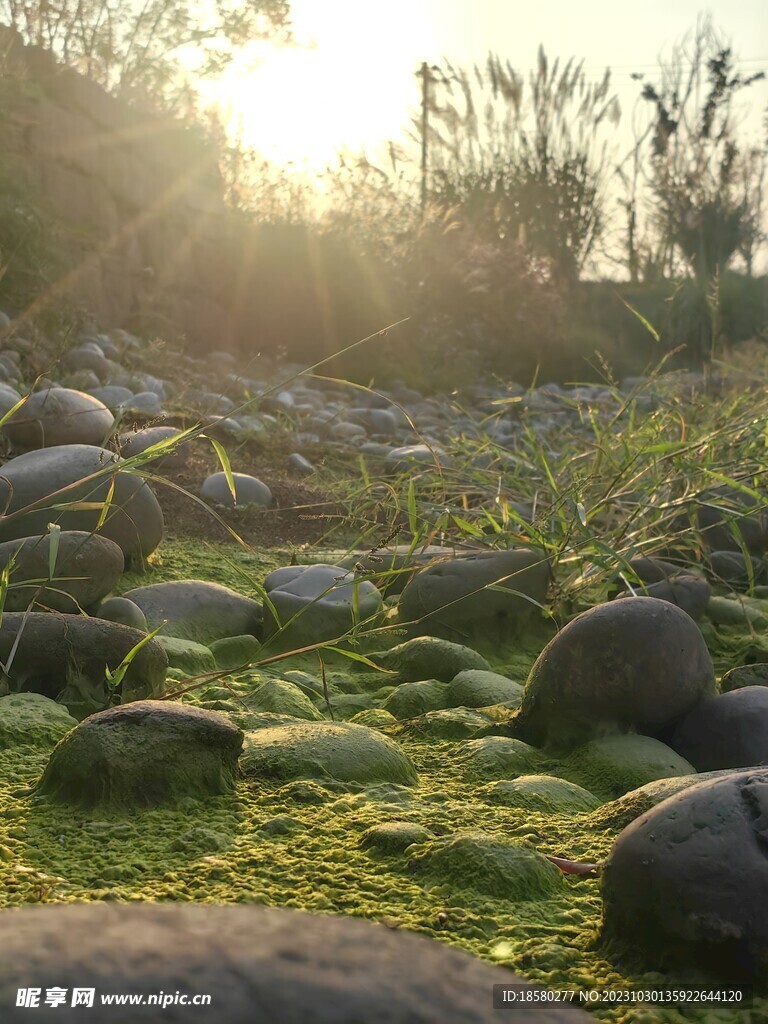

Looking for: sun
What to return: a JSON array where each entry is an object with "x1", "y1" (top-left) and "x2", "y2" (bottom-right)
[{"x1": 198, "y1": 4, "x2": 432, "y2": 171}]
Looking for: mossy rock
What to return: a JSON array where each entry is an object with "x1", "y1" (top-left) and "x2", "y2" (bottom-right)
[
  {"x1": 480, "y1": 775, "x2": 601, "y2": 814},
  {"x1": 407, "y1": 831, "x2": 565, "y2": 900},
  {"x1": 457, "y1": 736, "x2": 548, "y2": 779},
  {"x1": 209, "y1": 634, "x2": 262, "y2": 670},
  {"x1": 348, "y1": 708, "x2": 398, "y2": 730},
  {"x1": 381, "y1": 680, "x2": 449, "y2": 720},
  {"x1": 372, "y1": 637, "x2": 489, "y2": 682},
  {"x1": 446, "y1": 670, "x2": 524, "y2": 709},
  {"x1": 720, "y1": 663, "x2": 768, "y2": 691},
  {"x1": 155, "y1": 636, "x2": 216, "y2": 676},
  {"x1": 589, "y1": 769, "x2": 742, "y2": 830},
  {"x1": 35, "y1": 701, "x2": 243, "y2": 810},
  {"x1": 321, "y1": 693, "x2": 375, "y2": 720},
  {"x1": 398, "y1": 708, "x2": 492, "y2": 740},
  {"x1": 557, "y1": 734, "x2": 695, "y2": 801},
  {"x1": 361, "y1": 821, "x2": 433, "y2": 854},
  {"x1": 240, "y1": 721, "x2": 419, "y2": 786},
  {"x1": 707, "y1": 594, "x2": 768, "y2": 629},
  {"x1": 248, "y1": 680, "x2": 325, "y2": 722},
  {"x1": 0, "y1": 693, "x2": 77, "y2": 749}
]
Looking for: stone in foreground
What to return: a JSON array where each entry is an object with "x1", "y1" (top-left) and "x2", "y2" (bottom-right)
[
  {"x1": 601, "y1": 768, "x2": 768, "y2": 978},
  {"x1": 0, "y1": 903, "x2": 589, "y2": 1023},
  {"x1": 513, "y1": 598, "x2": 715, "y2": 749},
  {"x1": 36, "y1": 701, "x2": 243, "y2": 810}
]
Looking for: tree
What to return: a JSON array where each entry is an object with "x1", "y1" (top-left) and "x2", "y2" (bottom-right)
[{"x1": 0, "y1": 0, "x2": 290, "y2": 107}]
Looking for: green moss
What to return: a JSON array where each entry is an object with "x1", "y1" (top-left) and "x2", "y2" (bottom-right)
[
  {"x1": 361, "y1": 821, "x2": 433, "y2": 854},
  {"x1": 372, "y1": 637, "x2": 490, "y2": 682},
  {"x1": 0, "y1": 694, "x2": 77, "y2": 749},
  {"x1": 407, "y1": 831, "x2": 566, "y2": 901},
  {"x1": 446, "y1": 670, "x2": 524, "y2": 709},
  {"x1": 0, "y1": 537, "x2": 763, "y2": 1023},
  {"x1": 381, "y1": 680, "x2": 449, "y2": 719},
  {"x1": 155, "y1": 636, "x2": 216, "y2": 676},
  {"x1": 480, "y1": 775, "x2": 602, "y2": 814},
  {"x1": 456, "y1": 736, "x2": 548, "y2": 779},
  {"x1": 241, "y1": 722, "x2": 419, "y2": 787},
  {"x1": 557, "y1": 734, "x2": 695, "y2": 802}
]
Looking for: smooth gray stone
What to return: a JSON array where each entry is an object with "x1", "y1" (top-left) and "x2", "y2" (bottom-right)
[
  {"x1": 514, "y1": 597, "x2": 716, "y2": 750},
  {"x1": 118, "y1": 426, "x2": 187, "y2": 468},
  {"x1": 200, "y1": 472, "x2": 272, "y2": 509},
  {"x1": 0, "y1": 613, "x2": 166, "y2": 715},
  {"x1": 0, "y1": 903, "x2": 589, "y2": 1023},
  {"x1": 601, "y1": 768, "x2": 768, "y2": 978},
  {"x1": 669, "y1": 686, "x2": 768, "y2": 770},
  {"x1": 123, "y1": 579, "x2": 262, "y2": 645},
  {"x1": 287, "y1": 452, "x2": 314, "y2": 475},
  {"x1": 2, "y1": 387, "x2": 114, "y2": 449},
  {"x1": 0, "y1": 445, "x2": 164, "y2": 565},
  {"x1": 0, "y1": 531, "x2": 123, "y2": 612},
  {"x1": 263, "y1": 563, "x2": 382, "y2": 649},
  {"x1": 398, "y1": 548, "x2": 549, "y2": 644}
]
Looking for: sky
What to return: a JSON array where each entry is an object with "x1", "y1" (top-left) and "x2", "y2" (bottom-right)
[{"x1": 204, "y1": 0, "x2": 768, "y2": 171}]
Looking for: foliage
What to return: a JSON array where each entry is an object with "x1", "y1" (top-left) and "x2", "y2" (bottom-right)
[
  {"x1": 419, "y1": 49, "x2": 621, "y2": 282},
  {"x1": 632, "y1": 17, "x2": 766, "y2": 282},
  {"x1": 0, "y1": 0, "x2": 290, "y2": 107}
]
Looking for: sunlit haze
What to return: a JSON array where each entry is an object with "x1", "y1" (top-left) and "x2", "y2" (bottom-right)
[{"x1": 201, "y1": 0, "x2": 768, "y2": 172}]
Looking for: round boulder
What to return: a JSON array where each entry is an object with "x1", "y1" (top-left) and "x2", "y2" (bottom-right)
[
  {"x1": 36, "y1": 701, "x2": 243, "y2": 810},
  {"x1": 601, "y1": 768, "x2": 768, "y2": 978},
  {"x1": 398, "y1": 548, "x2": 550, "y2": 645},
  {"x1": 614, "y1": 574, "x2": 710, "y2": 621},
  {"x1": 240, "y1": 721, "x2": 418, "y2": 786},
  {"x1": 0, "y1": 613, "x2": 167, "y2": 716},
  {"x1": 122, "y1": 580, "x2": 263, "y2": 645},
  {"x1": 457, "y1": 736, "x2": 548, "y2": 779},
  {"x1": 118, "y1": 426, "x2": 189, "y2": 469},
  {"x1": 513, "y1": 597, "x2": 716, "y2": 749},
  {"x1": 0, "y1": 531, "x2": 124, "y2": 612},
  {"x1": 668, "y1": 686, "x2": 768, "y2": 770},
  {"x1": 0, "y1": 902, "x2": 590, "y2": 1023},
  {"x1": 0, "y1": 444, "x2": 164, "y2": 566},
  {"x1": 2, "y1": 387, "x2": 113, "y2": 449}
]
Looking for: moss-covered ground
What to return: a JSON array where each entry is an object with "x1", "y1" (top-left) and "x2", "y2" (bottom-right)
[{"x1": 1, "y1": 537, "x2": 764, "y2": 1024}]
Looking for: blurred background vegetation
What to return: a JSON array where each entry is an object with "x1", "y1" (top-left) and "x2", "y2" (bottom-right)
[{"x1": 0, "y1": 2, "x2": 766, "y2": 388}]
